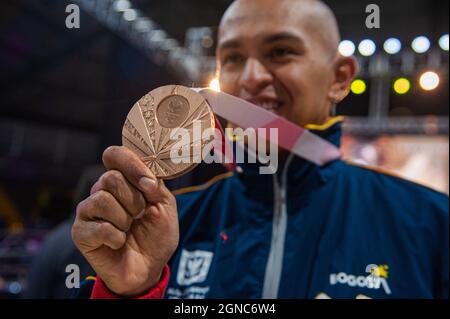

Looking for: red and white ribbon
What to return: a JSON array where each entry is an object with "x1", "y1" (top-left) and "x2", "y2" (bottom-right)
[{"x1": 193, "y1": 88, "x2": 341, "y2": 167}]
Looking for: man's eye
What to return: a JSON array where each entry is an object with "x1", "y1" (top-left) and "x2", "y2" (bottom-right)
[
  {"x1": 223, "y1": 54, "x2": 244, "y2": 65},
  {"x1": 269, "y1": 48, "x2": 294, "y2": 58}
]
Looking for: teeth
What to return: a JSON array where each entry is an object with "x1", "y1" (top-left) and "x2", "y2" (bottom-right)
[{"x1": 257, "y1": 102, "x2": 280, "y2": 111}]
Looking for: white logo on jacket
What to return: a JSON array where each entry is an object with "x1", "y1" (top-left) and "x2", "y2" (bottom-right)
[
  {"x1": 177, "y1": 249, "x2": 213, "y2": 286},
  {"x1": 329, "y1": 264, "x2": 392, "y2": 295}
]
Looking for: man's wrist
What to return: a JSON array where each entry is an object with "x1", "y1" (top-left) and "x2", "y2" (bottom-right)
[
  {"x1": 116, "y1": 268, "x2": 164, "y2": 297},
  {"x1": 91, "y1": 265, "x2": 170, "y2": 299}
]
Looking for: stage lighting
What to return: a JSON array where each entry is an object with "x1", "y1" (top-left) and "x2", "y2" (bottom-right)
[
  {"x1": 338, "y1": 40, "x2": 355, "y2": 57},
  {"x1": 412, "y1": 36, "x2": 430, "y2": 53},
  {"x1": 351, "y1": 79, "x2": 367, "y2": 94},
  {"x1": 358, "y1": 39, "x2": 376, "y2": 56},
  {"x1": 209, "y1": 78, "x2": 221, "y2": 92},
  {"x1": 383, "y1": 38, "x2": 402, "y2": 54},
  {"x1": 123, "y1": 9, "x2": 137, "y2": 21},
  {"x1": 419, "y1": 71, "x2": 439, "y2": 91},
  {"x1": 114, "y1": 0, "x2": 130, "y2": 12},
  {"x1": 439, "y1": 34, "x2": 449, "y2": 51},
  {"x1": 393, "y1": 78, "x2": 411, "y2": 94}
]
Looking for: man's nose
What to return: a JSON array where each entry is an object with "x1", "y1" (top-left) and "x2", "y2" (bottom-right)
[{"x1": 238, "y1": 58, "x2": 273, "y2": 95}]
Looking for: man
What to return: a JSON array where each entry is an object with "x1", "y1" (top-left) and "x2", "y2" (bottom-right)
[{"x1": 72, "y1": 0, "x2": 448, "y2": 299}]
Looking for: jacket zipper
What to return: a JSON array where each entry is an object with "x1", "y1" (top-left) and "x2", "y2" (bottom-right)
[{"x1": 262, "y1": 153, "x2": 294, "y2": 298}]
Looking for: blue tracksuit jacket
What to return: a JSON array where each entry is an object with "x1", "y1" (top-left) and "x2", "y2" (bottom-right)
[{"x1": 165, "y1": 119, "x2": 448, "y2": 299}]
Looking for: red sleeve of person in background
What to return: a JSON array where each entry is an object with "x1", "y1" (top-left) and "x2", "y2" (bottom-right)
[{"x1": 90, "y1": 265, "x2": 170, "y2": 299}]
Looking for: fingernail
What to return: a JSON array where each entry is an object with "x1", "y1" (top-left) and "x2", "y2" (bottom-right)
[{"x1": 139, "y1": 177, "x2": 156, "y2": 191}]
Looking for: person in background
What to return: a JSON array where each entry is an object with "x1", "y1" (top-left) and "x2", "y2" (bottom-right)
[{"x1": 21, "y1": 166, "x2": 103, "y2": 298}]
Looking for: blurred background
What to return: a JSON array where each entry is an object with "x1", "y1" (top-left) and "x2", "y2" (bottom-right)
[{"x1": 0, "y1": 0, "x2": 448, "y2": 298}]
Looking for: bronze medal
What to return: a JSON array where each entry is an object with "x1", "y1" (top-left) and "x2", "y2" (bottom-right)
[{"x1": 122, "y1": 85, "x2": 215, "y2": 179}]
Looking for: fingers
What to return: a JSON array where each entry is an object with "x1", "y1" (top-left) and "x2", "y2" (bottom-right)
[
  {"x1": 72, "y1": 219, "x2": 126, "y2": 251},
  {"x1": 102, "y1": 146, "x2": 174, "y2": 205},
  {"x1": 94, "y1": 170, "x2": 146, "y2": 218},
  {"x1": 73, "y1": 190, "x2": 132, "y2": 252},
  {"x1": 77, "y1": 190, "x2": 133, "y2": 232}
]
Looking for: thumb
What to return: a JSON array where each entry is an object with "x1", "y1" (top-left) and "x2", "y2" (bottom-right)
[{"x1": 102, "y1": 146, "x2": 174, "y2": 205}]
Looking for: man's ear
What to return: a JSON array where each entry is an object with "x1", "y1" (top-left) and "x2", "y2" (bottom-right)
[{"x1": 328, "y1": 55, "x2": 358, "y2": 104}]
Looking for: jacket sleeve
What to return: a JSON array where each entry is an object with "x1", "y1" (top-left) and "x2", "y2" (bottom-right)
[{"x1": 90, "y1": 265, "x2": 170, "y2": 299}]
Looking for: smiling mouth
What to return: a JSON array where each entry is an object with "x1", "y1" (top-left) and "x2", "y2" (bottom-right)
[{"x1": 252, "y1": 101, "x2": 283, "y2": 114}]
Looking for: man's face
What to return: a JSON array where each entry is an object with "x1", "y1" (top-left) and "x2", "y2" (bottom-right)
[{"x1": 217, "y1": 0, "x2": 340, "y2": 127}]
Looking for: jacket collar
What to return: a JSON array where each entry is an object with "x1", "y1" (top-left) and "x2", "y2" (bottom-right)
[{"x1": 235, "y1": 117, "x2": 343, "y2": 196}]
